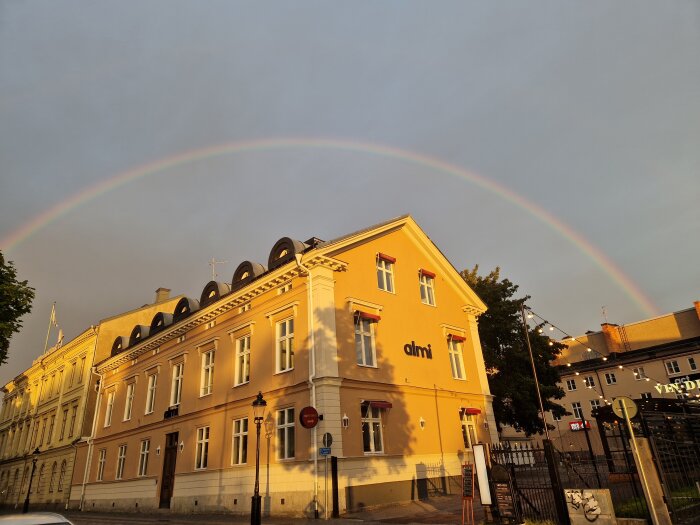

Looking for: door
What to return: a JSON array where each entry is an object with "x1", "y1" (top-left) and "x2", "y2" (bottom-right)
[{"x1": 159, "y1": 432, "x2": 178, "y2": 509}]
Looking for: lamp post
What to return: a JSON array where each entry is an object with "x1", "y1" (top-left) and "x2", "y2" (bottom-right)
[
  {"x1": 251, "y1": 391, "x2": 267, "y2": 525},
  {"x1": 22, "y1": 447, "x2": 40, "y2": 514}
]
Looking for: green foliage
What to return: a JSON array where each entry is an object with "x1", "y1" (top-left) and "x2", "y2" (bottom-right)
[
  {"x1": 461, "y1": 265, "x2": 567, "y2": 435},
  {"x1": 0, "y1": 251, "x2": 35, "y2": 366}
]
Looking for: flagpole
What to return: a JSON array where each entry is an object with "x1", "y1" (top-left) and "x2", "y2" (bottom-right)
[{"x1": 43, "y1": 302, "x2": 56, "y2": 354}]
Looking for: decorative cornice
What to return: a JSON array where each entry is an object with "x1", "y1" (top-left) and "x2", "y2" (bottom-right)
[
  {"x1": 462, "y1": 305, "x2": 485, "y2": 317},
  {"x1": 97, "y1": 256, "x2": 347, "y2": 373}
]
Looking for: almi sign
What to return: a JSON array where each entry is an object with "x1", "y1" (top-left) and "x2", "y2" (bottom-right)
[{"x1": 404, "y1": 341, "x2": 433, "y2": 359}]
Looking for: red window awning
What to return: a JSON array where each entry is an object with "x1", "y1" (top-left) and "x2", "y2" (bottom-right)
[
  {"x1": 420, "y1": 269, "x2": 436, "y2": 278},
  {"x1": 461, "y1": 407, "x2": 481, "y2": 415},
  {"x1": 377, "y1": 252, "x2": 396, "y2": 263},
  {"x1": 355, "y1": 311, "x2": 381, "y2": 321},
  {"x1": 449, "y1": 334, "x2": 466, "y2": 342},
  {"x1": 363, "y1": 400, "x2": 393, "y2": 409}
]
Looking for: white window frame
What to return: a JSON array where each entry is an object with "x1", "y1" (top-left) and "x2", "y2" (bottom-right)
[
  {"x1": 104, "y1": 391, "x2": 115, "y2": 427},
  {"x1": 460, "y1": 413, "x2": 477, "y2": 449},
  {"x1": 276, "y1": 319, "x2": 294, "y2": 373},
  {"x1": 572, "y1": 402, "x2": 583, "y2": 420},
  {"x1": 584, "y1": 376, "x2": 595, "y2": 388},
  {"x1": 97, "y1": 449, "x2": 106, "y2": 481},
  {"x1": 200, "y1": 350, "x2": 215, "y2": 397},
  {"x1": 116, "y1": 445, "x2": 126, "y2": 480},
  {"x1": 235, "y1": 335, "x2": 251, "y2": 386},
  {"x1": 633, "y1": 367, "x2": 646, "y2": 380},
  {"x1": 145, "y1": 374, "x2": 157, "y2": 415},
  {"x1": 362, "y1": 404, "x2": 384, "y2": 454},
  {"x1": 419, "y1": 273, "x2": 435, "y2": 306},
  {"x1": 123, "y1": 383, "x2": 135, "y2": 421},
  {"x1": 170, "y1": 362, "x2": 184, "y2": 407},
  {"x1": 448, "y1": 339, "x2": 466, "y2": 380},
  {"x1": 689, "y1": 357, "x2": 698, "y2": 371},
  {"x1": 232, "y1": 417, "x2": 248, "y2": 465},
  {"x1": 566, "y1": 379, "x2": 577, "y2": 391},
  {"x1": 354, "y1": 317, "x2": 377, "y2": 367},
  {"x1": 605, "y1": 372, "x2": 617, "y2": 385},
  {"x1": 276, "y1": 408, "x2": 295, "y2": 460},
  {"x1": 590, "y1": 399, "x2": 601, "y2": 411},
  {"x1": 376, "y1": 258, "x2": 395, "y2": 293},
  {"x1": 138, "y1": 439, "x2": 150, "y2": 477},
  {"x1": 195, "y1": 426, "x2": 209, "y2": 470},
  {"x1": 666, "y1": 360, "x2": 681, "y2": 375}
]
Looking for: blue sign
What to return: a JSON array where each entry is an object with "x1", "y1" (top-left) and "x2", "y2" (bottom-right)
[{"x1": 319, "y1": 447, "x2": 331, "y2": 456}]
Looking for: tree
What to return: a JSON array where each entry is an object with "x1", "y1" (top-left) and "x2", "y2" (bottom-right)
[
  {"x1": 461, "y1": 265, "x2": 567, "y2": 435},
  {"x1": 0, "y1": 251, "x2": 35, "y2": 366}
]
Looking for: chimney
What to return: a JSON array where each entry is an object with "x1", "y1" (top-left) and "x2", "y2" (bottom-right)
[
  {"x1": 601, "y1": 323, "x2": 624, "y2": 353},
  {"x1": 155, "y1": 288, "x2": 171, "y2": 303}
]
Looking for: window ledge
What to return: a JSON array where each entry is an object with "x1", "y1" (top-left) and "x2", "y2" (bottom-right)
[{"x1": 233, "y1": 381, "x2": 250, "y2": 388}]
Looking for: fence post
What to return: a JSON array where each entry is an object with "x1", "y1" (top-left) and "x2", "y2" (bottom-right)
[{"x1": 543, "y1": 439, "x2": 570, "y2": 525}]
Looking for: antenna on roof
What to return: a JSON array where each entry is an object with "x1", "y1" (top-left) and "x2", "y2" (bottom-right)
[
  {"x1": 602, "y1": 306, "x2": 609, "y2": 324},
  {"x1": 209, "y1": 258, "x2": 228, "y2": 280}
]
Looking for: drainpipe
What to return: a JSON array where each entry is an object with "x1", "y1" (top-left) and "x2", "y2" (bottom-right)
[
  {"x1": 79, "y1": 365, "x2": 103, "y2": 511},
  {"x1": 294, "y1": 254, "x2": 319, "y2": 519}
]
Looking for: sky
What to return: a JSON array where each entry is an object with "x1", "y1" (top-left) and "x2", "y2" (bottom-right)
[{"x1": 1, "y1": 1, "x2": 699, "y2": 386}]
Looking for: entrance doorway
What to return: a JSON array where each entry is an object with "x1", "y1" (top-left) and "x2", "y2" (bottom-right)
[{"x1": 159, "y1": 432, "x2": 178, "y2": 509}]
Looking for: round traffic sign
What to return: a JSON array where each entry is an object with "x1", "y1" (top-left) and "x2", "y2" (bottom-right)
[
  {"x1": 322, "y1": 432, "x2": 333, "y2": 447},
  {"x1": 299, "y1": 406, "x2": 319, "y2": 429},
  {"x1": 612, "y1": 396, "x2": 638, "y2": 419}
]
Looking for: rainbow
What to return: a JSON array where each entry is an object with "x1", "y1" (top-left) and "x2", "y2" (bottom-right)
[{"x1": 0, "y1": 137, "x2": 658, "y2": 316}]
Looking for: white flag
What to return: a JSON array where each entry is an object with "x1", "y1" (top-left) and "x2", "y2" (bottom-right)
[{"x1": 50, "y1": 303, "x2": 58, "y2": 327}]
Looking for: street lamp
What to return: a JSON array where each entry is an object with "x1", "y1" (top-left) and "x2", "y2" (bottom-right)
[
  {"x1": 251, "y1": 391, "x2": 267, "y2": 525},
  {"x1": 22, "y1": 447, "x2": 40, "y2": 514}
]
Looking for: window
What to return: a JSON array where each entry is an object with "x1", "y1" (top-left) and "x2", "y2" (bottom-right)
[
  {"x1": 605, "y1": 373, "x2": 617, "y2": 385},
  {"x1": 235, "y1": 336, "x2": 251, "y2": 386},
  {"x1": 590, "y1": 399, "x2": 601, "y2": 411},
  {"x1": 632, "y1": 367, "x2": 646, "y2": 380},
  {"x1": 276, "y1": 319, "x2": 294, "y2": 373},
  {"x1": 69, "y1": 362, "x2": 77, "y2": 387},
  {"x1": 96, "y1": 449, "x2": 106, "y2": 481},
  {"x1": 68, "y1": 405, "x2": 77, "y2": 438},
  {"x1": 641, "y1": 392, "x2": 652, "y2": 400},
  {"x1": 59, "y1": 408, "x2": 68, "y2": 440},
  {"x1": 39, "y1": 418, "x2": 47, "y2": 446},
  {"x1": 104, "y1": 391, "x2": 115, "y2": 427},
  {"x1": 200, "y1": 350, "x2": 215, "y2": 396},
  {"x1": 47, "y1": 414, "x2": 55, "y2": 444},
  {"x1": 572, "y1": 402, "x2": 583, "y2": 420},
  {"x1": 195, "y1": 426, "x2": 209, "y2": 469},
  {"x1": 419, "y1": 270, "x2": 435, "y2": 306},
  {"x1": 376, "y1": 255, "x2": 395, "y2": 292},
  {"x1": 354, "y1": 315, "x2": 377, "y2": 367},
  {"x1": 552, "y1": 412, "x2": 562, "y2": 422},
  {"x1": 232, "y1": 418, "x2": 248, "y2": 465},
  {"x1": 57, "y1": 461, "x2": 66, "y2": 491},
  {"x1": 276, "y1": 408, "x2": 295, "y2": 460},
  {"x1": 138, "y1": 440, "x2": 150, "y2": 477},
  {"x1": 566, "y1": 379, "x2": 577, "y2": 391},
  {"x1": 116, "y1": 445, "x2": 126, "y2": 479},
  {"x1": 170, "y1": 362, "x2": 184, "y2": 406},
  {"x1": 460, "y1": 412, "x2": 477, "y2": 449},
  {"x1": 362, "y1": 404, "x2": 384, "y2": 454},
  {"x1": 448, "y1": 336, "x2": 466, "y2": 380},
  {"x1": 666, "y1": 360, "x2": 681, "y2": 375},
  {"x1": 123, "y1": 383, "x2": 135, "y2": 421},
  {"x1": 584, "y1": 376, "x2": 595, "y2": 388},
  {"x1": 145, "y1": 374, "x2": 157, "y2": 414},
  {"x1": 49, "y1": 462, "x2": 57, "y2": 493},
  {"x1": 78, "y1": 357, "x2": 86, "y2": 383},
  {"x1": 690, "y1": 357, "x2": 698, "y2": 371}
]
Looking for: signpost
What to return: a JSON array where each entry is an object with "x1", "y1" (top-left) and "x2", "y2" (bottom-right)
[
  {"x1": 462, "y1": 463, "x2": 474, "y2": 525},
  {"x1": 321, "y1": 433, "x2": 333, "y2": 520}
]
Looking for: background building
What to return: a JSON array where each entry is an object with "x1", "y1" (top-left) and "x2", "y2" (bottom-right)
[
  {"x1": 70, "y1": 216, "x2": 498, "y2": 517},
  {"x1": 546, "y1": 301, "x2": 700, "y2": 453},
  {"x1": 0, "y1": 290, "x2": 181, "y2": 511}
]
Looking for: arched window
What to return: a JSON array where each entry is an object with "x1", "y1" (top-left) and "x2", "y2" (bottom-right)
[
  {"x1": 49, "y1": 462, "x2": 57, "y2": 493},
  {"x1": 57, "y1": 461, "x2": 66, "y2": 492},
  {"x1": 37, "y1": 464, "x2": 45, "y2": 495},
  {"x1": 20, "y1": 467, "x2": 29, "y2": 495},
  {"x1": 173, "y1": 297, "x2": 200, "y2": 323},
  {"x1": 12, "y1": 469, "x2": 19, "y2": 496},
  {"x1": 267, "y1": 237, "x2": 308, "y2": 271},
  {"x1": 231, "y1": 261, "x2": 267, "y2": 292}
]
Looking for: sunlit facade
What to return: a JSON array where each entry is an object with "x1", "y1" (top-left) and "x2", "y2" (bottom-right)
[
  {"x1": 0, "y1": 290, "x2": 181, "y2": 511},
  {"x1": 70, "y1": 216, "x2": 498, "y2": 516}
]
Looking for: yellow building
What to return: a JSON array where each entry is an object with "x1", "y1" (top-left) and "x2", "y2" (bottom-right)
[
  {"x1": 0, "y1": 289, "x2": 181, "y2": 511},
  {"x1": 546, "y1": 301, "x2": 700, "y2": 453},
  {"x1": 70, "y1": 215, "x2": 497, "y2": 517}
]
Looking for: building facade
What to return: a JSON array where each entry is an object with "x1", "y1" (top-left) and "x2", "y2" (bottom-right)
[
  {"x1": 70, "y1": 216, "x2": 498, "y2": 516},
  {"x1": 0, "y1": 290, "x2": 181, "y2": 511},
  {"x1": 545, "y1": 301, "x2": 700, "y2": 453}
]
